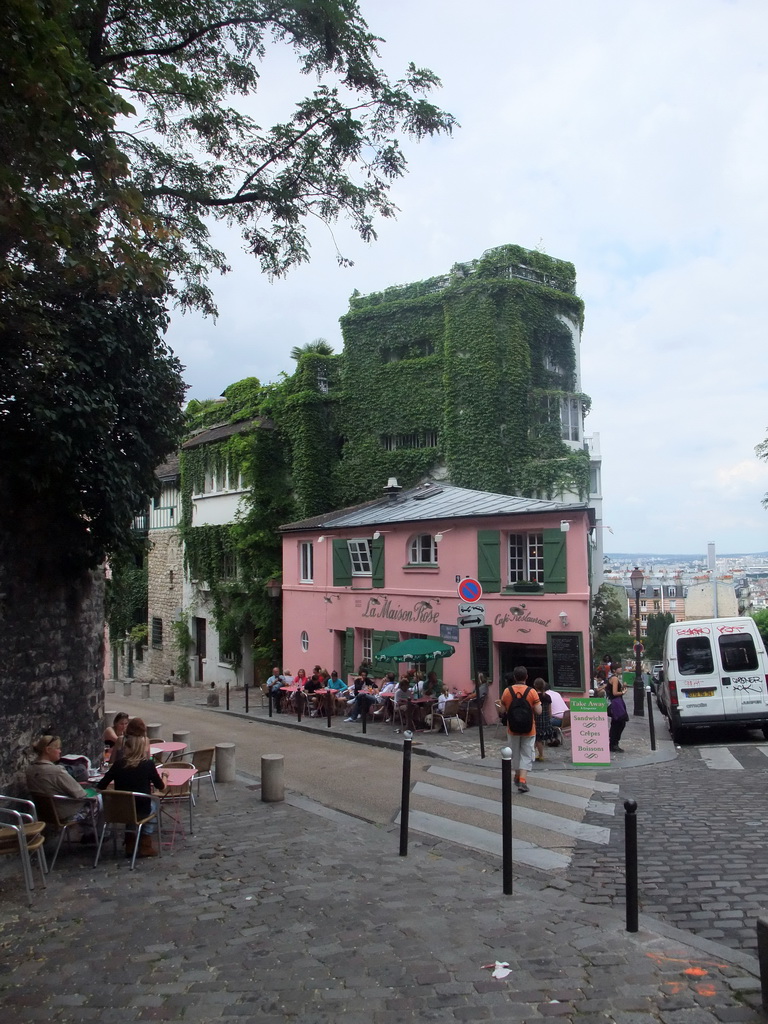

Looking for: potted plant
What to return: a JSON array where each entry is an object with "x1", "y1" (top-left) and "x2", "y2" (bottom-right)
[{"x1": 509, "y1": 580, "x2": 544, "y2": 594}]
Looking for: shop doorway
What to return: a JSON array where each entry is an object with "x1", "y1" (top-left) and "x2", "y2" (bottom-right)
[{"x1": 498, "y1": 642, "x2": 549, "y2": 694}]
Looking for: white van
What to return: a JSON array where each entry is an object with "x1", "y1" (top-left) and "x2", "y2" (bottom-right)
[{"x1": 657, "y1": 617, "x2": 768, "y2": 741}]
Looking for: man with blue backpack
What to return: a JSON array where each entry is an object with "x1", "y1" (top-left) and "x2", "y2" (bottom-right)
[{"x1": 500, "y1": 666, "x2": 542, "y2": 793}]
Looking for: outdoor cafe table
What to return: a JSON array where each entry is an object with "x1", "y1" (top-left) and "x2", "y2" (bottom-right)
[
  {"x1": 150, "y1": 741, "x2": 187, "y2": 762},
  {"x1": 157, "y1": 765, "x2": 197, "y2": 850}
]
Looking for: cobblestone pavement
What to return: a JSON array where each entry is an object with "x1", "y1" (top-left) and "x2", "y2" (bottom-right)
[
  {"x1": 568, "y1": 740, "x2": 768, "y2": 955},
  {"x1": 0, "y1": 767, "x2": 764, "y2": 1023},
  {"x1": 1, "y1": 686, "x2": 766, "y2": 1021}
]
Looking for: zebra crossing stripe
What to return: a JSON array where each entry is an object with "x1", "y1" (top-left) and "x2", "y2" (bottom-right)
[
  {"x1": 425, "y1": 765, "x2": 616, "y2": 815},
  {"x1": 412, "y1": 782, "x2": 611, "y2": 845},
  {"x1": 394, "y1": 808, "x2": 571, "y2": 870},
  {"x1": 698, "y1": 747, "x2": 744, "y2": 770}
]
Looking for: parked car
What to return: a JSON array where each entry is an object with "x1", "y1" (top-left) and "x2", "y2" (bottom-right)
[{"x1": 650, "y1": 663, "x2": 664, "y2": 692}]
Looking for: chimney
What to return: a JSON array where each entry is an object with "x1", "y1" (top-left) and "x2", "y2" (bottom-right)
[{"x1": 384, "y1": 477, "x2": 402, "y2": 501}]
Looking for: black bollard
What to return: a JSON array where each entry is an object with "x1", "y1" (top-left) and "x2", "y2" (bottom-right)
[
  {"x1": 477, "y1": 693, "x2": 486, "y2": 760},
  {"x1": 296, "y1": 689, "x2": 302, "y2": 723},
  {"x1": 245, "y1": 682, "x2": 249, "y2": 715},
  {"x1": 756, "y1": 917, "x2": 768, "y2": 1010},
  {"x1": 646, "y1": 688, "x2": 656, "y2": 751},
  {"x1": 268, "y1": 688, "x2": 273, "y2": 718},
  {"x1": 226, "y1": 680, "x2": 230, "y2": 711},
  {"x1": 501, "y1": 747, "x2": 513, "y2": 894},
  {"x1": 624, "y1": 798, "x2": 638, "y2": 932},
  {"x1": 327, "y1": 690, "x2": 333, "y2": 728},
  {"x1": 399, "y1": 731, "x2": 413, "y2": 856},
  {"x1": 361, "y1": 701, "x2": 367, "y2": 734}
]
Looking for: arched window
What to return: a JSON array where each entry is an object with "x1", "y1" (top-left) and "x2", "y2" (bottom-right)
[{"x1": 409, "y1": 534, "x2": 438, "y2": 565}]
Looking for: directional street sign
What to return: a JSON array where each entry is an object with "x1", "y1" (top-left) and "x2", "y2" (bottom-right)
[
  {"x1": 458, "y1": 603, "x2": 485, "y2": 617},
  {"x1": 457, "y1": 612, "x2": 486, "y2": 628},
  {"x1": 457, "y1": 577, "x2": 483, "y2": 603}
]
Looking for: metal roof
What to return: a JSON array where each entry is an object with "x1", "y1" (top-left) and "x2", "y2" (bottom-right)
[{"x1": 281, "y1": 482, "x2": 590, "y2": 533}]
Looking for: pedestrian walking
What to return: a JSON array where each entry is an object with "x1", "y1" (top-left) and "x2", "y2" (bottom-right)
[{"x1": 500, "y1": 666, "x2": 542, "y2": 793}]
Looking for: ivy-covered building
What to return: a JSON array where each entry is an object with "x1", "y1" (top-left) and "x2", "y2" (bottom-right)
[
  {"x1": 112, "y1": 244, "x2": 603, "y2": 687},
  {"x1": 336, "y1": 245, "x2": 596, "y2": 500}
]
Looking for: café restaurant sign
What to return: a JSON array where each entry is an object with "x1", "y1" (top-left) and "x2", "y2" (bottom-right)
[
  {"x1": 494, "y1": 604, "x2": 551, "y2": 629},
  {"x1": 362, "y1": 598, "x2": 439, "y2": 624}
]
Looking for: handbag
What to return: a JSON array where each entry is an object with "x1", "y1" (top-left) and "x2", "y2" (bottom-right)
[{"x1": 607, "y1": 695, "x2": 628, "y2": 722}]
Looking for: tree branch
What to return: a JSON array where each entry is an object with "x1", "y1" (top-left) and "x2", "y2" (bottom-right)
[{"x1": 92, "y1": 14, "x2": 273, "y2": 68}]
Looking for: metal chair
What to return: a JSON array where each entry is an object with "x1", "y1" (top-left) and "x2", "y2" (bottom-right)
[
  {"x1": 95, "y1": 790, "x2": 162, "y2": 870},
  {"x1": 0, "y1": 798, "x2": 48, "y2": 904},
  {"x1": 432, "y1": 699, "x2": 465, "y2": 735},
  {"x1": 29, "y1": 791, "x2": 87, "y2": 869},
  {"x1": 187, "y1": 749, "x2": 217, "y2": 801}
]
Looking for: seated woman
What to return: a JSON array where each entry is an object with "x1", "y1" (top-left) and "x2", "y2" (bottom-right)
[
  {"x1": 460, "y1": 673, "x2": 490, "y2": 727},
  {"x1": 344, "y1": 672, "x2": 379, "y2": 722},
  {"x1": 103, "y1": 712, "x2": 129, "y2": 752},
  {"x1": 373, "y1": 673, "x2": 397, "y2": 721},
  {"x1": 109, "y1": 716, "x2": 151, "y2": 764},
  {"x1": 98, "y1": 733, "x2": 166, "y2": 856},
  {"x1": 26, "y1": 733, "x2": 91, "y2": 822},
  {"x1": 325, "y1": 671, "x2": 348, "y2": 714}
]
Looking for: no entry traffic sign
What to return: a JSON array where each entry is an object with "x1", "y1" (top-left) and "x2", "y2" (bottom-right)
[{"x1": 457, "y1": 577, "x2": 483, "y2": 603}]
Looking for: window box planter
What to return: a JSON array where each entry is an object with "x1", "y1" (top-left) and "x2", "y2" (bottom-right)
[{"x1": 508, "y1": 581, "x2": 544, "y2": 594}]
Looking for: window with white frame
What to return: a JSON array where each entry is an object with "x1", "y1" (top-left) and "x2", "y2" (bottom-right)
[
  {"x1": 669, "y1": 600, "x2": 677, "y2": 610},
  {"x1": 508, "y1": 533, "x2": 544, "y2": 584},
  {"x1": 669, "y1": 586, "x2": 676, "y2": 597},
  {"x1": 361, "y1": 629, "x2": 372, "y2": 664},
  {"x1": 560, "y1": 396, "x2": 581, "y2": 442},
  {"x1": 408, "y1": 534, "x2": 438, "y2": 565},
  {"x1": 301, "y1": 631, "x2": 309, "y2": 652},
  {"x1": 300, "y1": 541, "x2": 314, "y2": 582},
  {"x1": 348, "y1": 539, "x2": 372, "y2": 575}
]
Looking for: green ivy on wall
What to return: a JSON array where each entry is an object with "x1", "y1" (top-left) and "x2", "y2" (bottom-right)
[{"x1": 335, "y1": 244, "x2": 590, "y2": 504}]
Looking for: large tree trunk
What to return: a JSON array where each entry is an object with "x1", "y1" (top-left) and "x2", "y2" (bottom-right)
[{"x1": 0, "y1": 522, "x2": 105, "y2": 792}]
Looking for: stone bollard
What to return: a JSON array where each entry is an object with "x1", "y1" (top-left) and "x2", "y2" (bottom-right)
[
  {"x1": 141, "y1": 682, "x2": 151, "y2": 699},
  {"x1": 206, "y1": 691, "x2": 220, "y2": 707},
  {"x1": 261, "y1": 753, "x2": 285, "y2": 802},
  {"x1": 106, "y1": 678, "x2": 116, "y2": 694},
  {"x1": 214, "y1": 743, "x2": 235, "y2": 783},
  {"x1": 173, "y1": 730, "x2": 191, "y2": 752},
  {"x1": 146, "y1": 723, "x2": 163, "y2": 740},
  {"x1": 122, "y1": 680, "x2": 132, "y2": 697},
  {"x1": 163, "y1": 685, "x2": 175, "y2": 702}
]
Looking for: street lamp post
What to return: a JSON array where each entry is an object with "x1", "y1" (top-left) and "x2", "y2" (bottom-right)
[
  {"x1": 630, "y1": 566, "x2": 645, "y2": 717},
  {"x1": 266, "y1": 578, "x2": 282, "y2": 668}
]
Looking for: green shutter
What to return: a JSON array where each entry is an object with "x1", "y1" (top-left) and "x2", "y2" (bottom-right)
[
  {"x1": 477, "y1": 530, "x2": 501, "y2": 593},
  {"x1": 332, "y1": 539, "x2": 351, "y2": 586},
  {"x1": 343, "y1": 627, "x2": 355, "y2": 682},
  {"x1": 371, "y1": 535, "x2": 385, "y2": 588},
  {"x1": 543, "y1": 528, "x2": 567, "y2": 593},
  {"x1": 372, "y1": 629, "x2": 398, "y2": 676}
]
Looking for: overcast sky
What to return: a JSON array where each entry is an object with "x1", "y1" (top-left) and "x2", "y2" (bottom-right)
[{"x1": 165, "y1": 0, "x2": 768, "y2": 556}]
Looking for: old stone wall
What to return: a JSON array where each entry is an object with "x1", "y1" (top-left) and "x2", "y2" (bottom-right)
[
  {"x1": 146, "y1": 528, "x2": 184, "y2": 683},
  {"x1": 0, "y1": 542, "x2": 105, "y2": 793}
]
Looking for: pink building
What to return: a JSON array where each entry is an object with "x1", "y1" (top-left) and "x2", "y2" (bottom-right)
[{"x1": 280, "y1": 481, "x2": 594, "y2": 695}]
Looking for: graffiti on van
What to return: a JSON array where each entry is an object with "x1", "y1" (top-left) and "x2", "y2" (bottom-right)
[
  {"x1": 732, "y1": 675, "x2": 763, "y2": 693},
  {"x1": 676, "y1": 626, "x2": 711, "y2": 636},
  {"x1": 717, "y1": 625, "x2": 747, "y2": 635}
]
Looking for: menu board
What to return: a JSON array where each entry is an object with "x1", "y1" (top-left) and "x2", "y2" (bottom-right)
[
  {"x1": 548, "y1": 632, "x2": 583, "y2": 691},
  {"x1": 470, "y1": 626, "x2": 491, "y2": 679}
]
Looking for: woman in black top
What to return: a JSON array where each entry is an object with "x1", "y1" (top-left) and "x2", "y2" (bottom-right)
[{"x1": 98, "y1": 734, "x2": 165, "y2": 855}]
